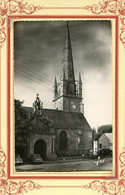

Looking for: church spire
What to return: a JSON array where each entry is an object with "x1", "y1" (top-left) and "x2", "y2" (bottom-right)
[
  {"x1": 62, "y1": 22, "x2": 75, "y2": 82},
  {"x1": 53, "y1": 22, "x2": 83, "y2": 113}
]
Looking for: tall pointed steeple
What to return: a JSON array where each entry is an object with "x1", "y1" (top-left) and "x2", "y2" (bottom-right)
[
  {"x1": 53, "y1": 22, "x2": 83, "y2": 113},
  {"x1": 62, "y1": 22, "x2": 75, "y2": 82}
]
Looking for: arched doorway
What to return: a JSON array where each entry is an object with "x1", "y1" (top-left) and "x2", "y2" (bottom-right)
[
  {"x1": 34, "y1": 139, "x2": 47, "y2": 160},
  {"x1": 59, "y1": 131, "x2": 68, "y2": 151}
]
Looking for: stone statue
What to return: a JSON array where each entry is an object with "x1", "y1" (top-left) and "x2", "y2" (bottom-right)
[{"x1": 33, "y1": 94, "x2": 43, "y2": 115}]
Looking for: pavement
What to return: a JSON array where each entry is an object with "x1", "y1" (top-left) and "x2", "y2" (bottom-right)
[{"x1": 15, "y1": 157, "x2": 112, "y2": 172}]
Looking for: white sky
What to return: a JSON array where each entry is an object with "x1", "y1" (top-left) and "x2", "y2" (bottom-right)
[{"x1": 14, "y1": 21, "x2": 112, "y2": 129}]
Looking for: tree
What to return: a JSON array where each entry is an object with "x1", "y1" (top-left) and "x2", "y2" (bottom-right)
[{"x1": 14, "y1": 99, "x2": 28, "y2": 131}]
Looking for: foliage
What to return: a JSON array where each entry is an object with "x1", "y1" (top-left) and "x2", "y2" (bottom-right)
[{"x1": 14, "y1": 99, "x2": 28, "y2": 131}]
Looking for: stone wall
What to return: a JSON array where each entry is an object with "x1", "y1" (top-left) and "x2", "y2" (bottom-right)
[
  {"x1": 29, "y1": 133, "x2": 56, "y2": 159},
  {"x1": 55, "y1": 128, "x2": 92, "y2": 156}
]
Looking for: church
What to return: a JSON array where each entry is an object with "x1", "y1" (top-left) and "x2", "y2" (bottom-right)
[{"x1": 15, "y1": 23, "x2": 93, "y2": 161}]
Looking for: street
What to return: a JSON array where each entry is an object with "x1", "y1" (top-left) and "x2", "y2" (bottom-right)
[{"x1": 15, "y1": 157, "x2": 112, "y2": 172}]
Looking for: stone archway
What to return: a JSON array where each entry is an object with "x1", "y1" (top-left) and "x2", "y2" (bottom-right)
[{"x1": 34, "y1": 139, "x2": 47, "y2": 160}]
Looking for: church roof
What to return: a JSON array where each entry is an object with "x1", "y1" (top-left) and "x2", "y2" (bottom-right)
[{"x1": 23, "y1": 106, "x2": 92, "y2": 131}]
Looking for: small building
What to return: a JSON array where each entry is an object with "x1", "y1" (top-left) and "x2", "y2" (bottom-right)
[
  {"x1": 93, "y1": 125, "x2": 112, "y2": 156},
  {"x1": 105, "y1": 133, "x2": 112, "y2": 150}
]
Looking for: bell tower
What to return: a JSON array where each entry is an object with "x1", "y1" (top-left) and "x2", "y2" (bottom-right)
[{"x1": 53, "y1": 22, "x2": 84, "y2": 113}]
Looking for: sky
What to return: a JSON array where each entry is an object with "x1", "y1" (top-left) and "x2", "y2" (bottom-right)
[{"x1": 14, "y1": 20, "x2": 112, "y2": 129}]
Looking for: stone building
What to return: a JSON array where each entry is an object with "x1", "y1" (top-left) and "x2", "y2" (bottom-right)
[{"x1": 15, "y1": 22, "x2": 93, "y2": 161}]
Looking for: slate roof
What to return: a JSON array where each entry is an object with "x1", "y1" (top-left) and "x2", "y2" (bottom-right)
[{"x1": 23, "y1": 106, "x2": 92, "y2": 131}]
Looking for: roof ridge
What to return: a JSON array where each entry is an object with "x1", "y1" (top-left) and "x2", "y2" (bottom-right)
[{"x1": 23, "y1": 106, "x2": 84, "y2": 114}]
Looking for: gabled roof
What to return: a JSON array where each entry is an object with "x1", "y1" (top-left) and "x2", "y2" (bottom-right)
[
  {"x1": 99, "y1": 133, "x2": 109, "y2": 141},
  {"x1": 23, "y1": 106, "x2": 92, "y2": 131},
  {"x1": 105, "y1": 133, "x2": 113, "y2": 143}
]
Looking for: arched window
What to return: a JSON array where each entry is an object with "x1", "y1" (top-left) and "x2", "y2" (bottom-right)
[{"x1": 59, "y1": 131, "x2": 68, "y2": 150}]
